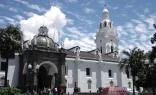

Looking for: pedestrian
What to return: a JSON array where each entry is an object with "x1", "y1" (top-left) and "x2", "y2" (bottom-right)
[{"x1": 27, "y1": 89, "x2": 30, "y2": 95}]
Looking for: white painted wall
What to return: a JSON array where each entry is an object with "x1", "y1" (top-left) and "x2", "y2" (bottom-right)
[
  {"x1": 65, "y1": 58, "x2": 132, "y2": 94},
  {"x1": 7, "y1": 54, "x2": 19, "y2": 87},
  {"x1": 0, "y1": 54, "x2": 19, "y2": 87},
  {"x1": 0, "y1": 54, "x2": 133, "y2": 94},
  {"x1": 65, "y1": 58, "x2": 75, "y2": 94},
  {"x1": 121, "y1": 68, "x2": 133, "y2": 89}
]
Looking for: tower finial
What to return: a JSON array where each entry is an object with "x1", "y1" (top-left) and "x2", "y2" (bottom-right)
[{"x1": 105, "y1": 4, "x2": 106, "y2": 8}]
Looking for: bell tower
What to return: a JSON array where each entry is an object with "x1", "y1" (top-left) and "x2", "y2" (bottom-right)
[{"x1": 95, "y1": 6, "x2": 119, "y2": 57}]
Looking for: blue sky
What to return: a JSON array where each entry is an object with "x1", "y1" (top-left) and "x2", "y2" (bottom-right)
[{"x1": 0, "y1": 0, "x2": 156, "y2": 53}]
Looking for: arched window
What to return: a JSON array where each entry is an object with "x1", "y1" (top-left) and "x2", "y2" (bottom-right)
[
  {"x1": 108, "y1": 70, "x2": 112, "y2": 78},
  {"x1": 87, "y1": 79, "x2": 92, "y2": 89},
  {"x1": 65, "y1": 65, "x2": 68, "y2": 75},
  {"x1": 110, "y1": 22, "x2": 111, "y2": 28},
  {"x1": 101, "y1": 47, "x2": 102, "y2": 53},
  {"x1": 96, "y1": 50, "x2": 98, "y2": 55},
  {"x1": 111, "y1": 40, "x2": 113, "y2": 53},
  {"x1": 114, "y1": 52, "x2": 117, "y2": 58},
  {"x1": 104, "y1": 22, "x2": 107, "y2": 27},
  {"x1": 126, "y1": 70, "x2": 130, "y2": 79},
  {"x1": 86, "y1": 68, "x2": 91, "y2": 76},
  {"x1": 128, "y1": 82, "x2": 131, "y2": 88},
  {"x1": 111, "y1": 46, "x2": 113, "y2": 53}
]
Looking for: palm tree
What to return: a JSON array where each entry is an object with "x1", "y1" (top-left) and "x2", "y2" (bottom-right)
[
  {"x1": 119, "y1": 47, "x2": 145, "y2": 95},
  {"x1": 0, "y1": 25, "x2": 23, "y2": 87}
]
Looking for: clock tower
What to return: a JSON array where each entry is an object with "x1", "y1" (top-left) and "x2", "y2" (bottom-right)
[{"x1": 95, "y1": 7, "x2": 119, "y2": 57}]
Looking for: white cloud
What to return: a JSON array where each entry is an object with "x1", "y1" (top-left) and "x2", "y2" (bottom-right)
[
  {"x1": 137, "y1": 14, "x2": 146, "y2": 19},
  {"x1": 125, "y1": 5, "x2": 132, "y2": 8},
  {"x1": 2, "y1": 16, "x2": 18, "y2": 25},
  {"x1": 132, "y1": 20, "x2": 147, "y2": 33},
  {"x1": 66, "y1": 27, "x2": 85, "y2": 37},
  {"x1": 63, "y1": 26, "x2": 96, "y2": 51},
  {"x1": 97, "y1": 0, "x2": 105, "y2": 5},
  {"x1": 129, "y1": 38, "x2": 137, "y2": 44},
  {"x1": 84, "y1": 8, "x2": 95, "y2": 14},
  {"x1": 144, "y1": 16, "x2": 155, "y2": 30},
  {"x1": 27, "y1": 4, "x2": 47, "y2": 12},
  {"x1": 15, "y1": 0, "x2": 46, "y2": 12},
  {"x1": 81, "y1": 1, "x2": 92, "y2": 6},
  {"x1": 50, "y1": 0, "x2": 64, "y2": 9},
  {"x1": 9, "y1": 7, "x2": 18, "y2": 12},
  {"x1": 0, "y1": 19, "x2": 5, "y2": 24},
  {"x1": 134, "y1": 42, "x2": 145, "y2": 50},
  {"x1": 107, "y1": 5, "x2": 118, "y2": 10},
  {"x1": 116, "y1": 26, "x2": 123, "y2": 31},
  {"x1": 3, "y1": 17, "x2": 14, "y2": 22},
  {"x1": 117, "y1": 12, "x2": 156, "y2": 53},
  {"x1": 144, "y1": 8, "x2": 149, "y2": 13},
  {"x1": 81, "y1": 37, "x2": 95, "y2": 46},
  {"x1": 15, "y1": 0, "x2": 28, "y2": 4},
  {"x1": 116, "y1": 26, "x2": 128, "y2": 36},
  {"x1": 140, "y1": 34, "x2": 147, "y2": 41},
  {"x1": 23, "y1": 12, "x2": 35, "y2": 17},
  {"x1": 64, "y1": 38, "x2": 76, "y2": 48},
  {"x1": 120, "y1": 39, "x2": 126, "y2": 45},
  {"x1": 65, "y1": 34, "x2": 79, "y2": 39},
  {"x1": 64, "y1": 37, "x2": 96, "y2": 51},
  {"x1": 20, "y1": 6, "x2": 67, "y2": 42},
  {"x1": 67, "y1": 18, "x2": 74, "y2": 25},
  {"x1": 121, "y1": 14, "x2": 126, "y2": 17},
  {"x1": 13, "y1": 15, "x2": 24, "y2": 20},
  {"x1": 65, "y1": 0, "x2": 77, "y2": 3},
  {"x1": 67, "y1": 11, "x2": 94, "y2": 25},
  {"x1": 0, "y1": 4, "x2": 4, "y2": 7},
  {"x1": 131, "y1": 34, "x2": 137, "y2": 39},
  {"x1": 113, "y1": 6, "x2": 118, "y2": 10},
  {"x1": 125, "y1": 23, "x2": 134, "y2": 29}
]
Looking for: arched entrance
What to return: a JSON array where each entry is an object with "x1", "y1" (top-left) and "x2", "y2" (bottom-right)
[{"x1": 37, "y1": 61, "x2": 58, "y2": 90}]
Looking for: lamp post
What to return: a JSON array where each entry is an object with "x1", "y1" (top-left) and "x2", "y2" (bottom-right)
[
  {"x1": 144, "y1": 59, "x2": 156, "y2": 95},
  {"x1": 74, "y1": 82, "x2": 79, "y2": 93},
  {"x1": 28, "y1": 63, "x2": 39, "y2": 95}
]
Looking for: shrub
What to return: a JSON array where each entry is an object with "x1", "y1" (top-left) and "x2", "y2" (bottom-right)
[{"x1": 0, "y1": 87, "x2": 27, "y2": 95}]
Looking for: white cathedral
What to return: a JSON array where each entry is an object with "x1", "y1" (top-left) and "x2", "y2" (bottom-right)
[{"x1": 0, "y1": 7, "x2": 133, "y2": 94}]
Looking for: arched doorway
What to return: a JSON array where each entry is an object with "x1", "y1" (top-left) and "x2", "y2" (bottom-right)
[
  {"x1": 38, "y1": 65, "x2": 47, "y2": 89},
  {"x1": 37, "y1": 62, "x2": 57, "y2": 90}
]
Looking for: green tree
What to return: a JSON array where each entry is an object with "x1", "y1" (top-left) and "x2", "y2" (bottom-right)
[
  {"x1": 0, "y1": 87, "x2": 27, "y2": 95},
  {"x1": 135, "y1": 51, "x2": 149, "y2": 89},
  {"x1": 119, "y1": 47, "x2": 145, "y2": 95},
  {"x1": 136, "y1": 23, "x2": 156, "y2": 91},
  {"x1": 0, "y1": 25, "x2": 23, "y2": 87},
  {"x1": 136, "y1": 49, "x2": 156, "y2": 90}
]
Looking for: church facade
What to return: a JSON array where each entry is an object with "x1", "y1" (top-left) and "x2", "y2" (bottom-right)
[{"x1": 0, "y1": 7, "x2": 132, "y2": 94}]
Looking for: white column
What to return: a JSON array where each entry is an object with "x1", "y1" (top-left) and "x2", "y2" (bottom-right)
[{"x1": 98, "y1": 62, "x2": 103, "y2": 88}]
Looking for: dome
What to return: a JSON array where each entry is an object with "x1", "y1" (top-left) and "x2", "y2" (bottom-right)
[
  {"x1": 31, "y1": 35, "x2": 55, "y2": 49},
  {"x1": 31, "y1": 26, "x2": 56, "y2": 51},
  {"x1": 102, "y1": 7, "x2": 110, "y2": 20},
  {"x1": 103, "y1": 8, "x2": 109, "y2": 13}
]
